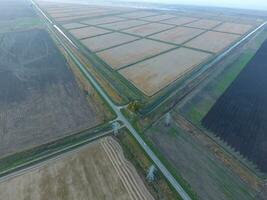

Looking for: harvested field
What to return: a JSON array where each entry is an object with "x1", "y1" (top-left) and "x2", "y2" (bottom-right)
[
  {"x1": 81, "y1": 16, "x2": 125, "y2": 25},
  {"x1": 202, "y1": 39, "x2": 267, "y2": 173},
  {"x1": 162, "y1": 16, "x2": 199, "y2": 25},
  {"x1": 149, "y1": 27, "x2": 204, "y2": 45},
  {"x1": 141, "y1": 14, "x2": 176, "y2": 22},
  {"x1": 0, "y1": 29, "x2": 99, "y2": 157},
  {"x1": 214, "y1": 22, "x2": 253, "y2": 34},
  {"x1": 119, "y1": 48, "x2": 211, "y2": 96},
  {"x1": 69, "y1": 26, "x2": 111, "y2": 39},
  {"x1": 97, "y1": 39, "x2": 175, "y2": 69},
  {"x1": 185, "y1": 31, "x2": 240, "y2": 53},
  {"x1": 62, "y1": 22, "x2": 87, "y2": 30},
  {"x1": 118, "y1": 11, "x2": 157, "y2": 19},
  {"x1": 81, "y1": 32, "x2": 138, "y2": 52},
  {"x1": 186, "y1": 19, "x2": 222, "y2": 29},
  {"x1": 0, "y1": 137, "x2": 154, "y2": 200},
  {"x1": 99, "y1": 20, "x2": 148, "y2": 30},
  {"x1": 123, "y1": 23, "x2": 174, "y2": 37}
]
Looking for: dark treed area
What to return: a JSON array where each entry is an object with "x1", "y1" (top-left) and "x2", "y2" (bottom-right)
[{"x1": 202, "y1": 35, "x2": 267, "y2": 173}]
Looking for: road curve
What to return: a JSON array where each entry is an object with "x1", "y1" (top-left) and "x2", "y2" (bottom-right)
[{"x1": 30, "y1": 1, "x2": 192, "y2": 199}]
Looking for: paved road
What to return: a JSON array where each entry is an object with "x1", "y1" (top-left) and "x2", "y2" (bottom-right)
[{"x1": 30, "y1": 1, "x2": 192, "y2": 199}]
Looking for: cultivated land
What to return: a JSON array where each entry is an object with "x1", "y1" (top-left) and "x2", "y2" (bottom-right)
[
  {"x1": 97, "y1": 39, "x2": 175, "y2": 70},
  {"x1": 69, "y1": 26, "x2": 111, "y2": 39},
  {"x1": 149, "y1": 27, "x2": 204, "y2": 45},
  {"x1": 99, "y1": 20, "x2": 149, "y2": 30},
  {"x1": 0, "y1": 137, "x2": 154, "y2": 200},
  {"x1": 186, "y1": 19, "x2": 222, "y2": 29},
  {"x1": 119, "y1": 48, "x2": 211, "y2": 96},
  {"x1": 185, "y1": 31, "x2": 240, "y2": 53},
  {"x1": 62, "y1": 22, "x2": 87, "y2": 30},
  {"x1": 161, "y1": 16, "x2": 198, "y2": 25},
  {"x1": 38, "y1": 1, "x2": 261, "y2": 100},
  {"x1": 214, "y1": 22, "x2": 253, "y2": 34},
  {"x1": 81, "y1": 32, "x2": 138, "y2": 52},
  {"x1": 202, "y1": 39, "x2": 267, "y2": 173},
  {"x1": 0, "y1": 29, "x2": 100, "y2": 158},
  {"x1": 123, "y1": 23, "x2": 174, "y2": 37},
  {"x1": 142, "y1": 14, "x2": 176, "y2": 22},
  {"x1": 81, "y1": 16, "x2": 125, "y2": 25}
]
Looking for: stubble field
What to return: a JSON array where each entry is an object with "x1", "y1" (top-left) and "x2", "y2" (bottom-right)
[{"x1": 0, "y1": 137, "x2": 154, "y2": 200}]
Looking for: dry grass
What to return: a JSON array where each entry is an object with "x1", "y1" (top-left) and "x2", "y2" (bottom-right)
[
  {"x1": 97, "y1": 39, "x2": 175, "y2": 69},
  {"x1": 0, "y1": 137, "x2": 154, "y2": 200},
  {"x1": 119, "y1": 47, "x2": 211, "y2": 96},
  {"x1": 81, "y1": 32, "x2": 138, "y2": 52},
  {"x1": 214, "y1": 22, "x2": 253, "y2": 34},
  {"x1": 149, "y1": 26, "x2": 204, "y2": 45},
  {"x1": 69, "y1": 26, "x2": 111, "y2": 39},
  {"x1": 185, "y1": 31, "x2": 240, "y2": 53}
]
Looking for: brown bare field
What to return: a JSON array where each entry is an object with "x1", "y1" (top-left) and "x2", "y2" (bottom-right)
[
  {"x1": 97, "y1": 39, "x2": 175, "y2": 69},
  {"x1": 99, "y1": 20, "x2": 148, "y2": 30},
  {"x1": 185, "y1": 31, "x2": 240, "y2": 53},
  {"x1": 149, "y1": 26, "x2": 204, "y2": 45},
  {"x1": 69, "y1": 26, "x2": 111, "y2": 39},
  {"x1": 118, "y1": 11, "x2": 157, "y2": 19},
  {"x1": 141, "y1": 14, "x2": 176, "y2": 22},
  {"x1": 81, "y1": 32, "x2": 138, "y2": 52},
  {"x1": 119, "y1": 48, "x2": 211, "y2": 96},
  {"x1": 62, "y1": 22, "x2": 87, "y2": 30},
  {"x1": 186, "y1": 19, "x2": 222, "y2": 29},
  {"x1": 123, "y1": 23, "x2": 174, "y2": 36},
  {"x1": 161, "y1": 16, "x2": 199, "y2": 25},
  {"x1": 0, "y1": 137, "x2": 154, "y2": 200},
  {"x1": 214, "y1": 22, "x2": 253, "y2": 34},
  {"x1": 0, "y1": 29, "x2": 100, "y2": 158},
  {"x1": 81, "y1": 16, "x2": 125, "y2": 25}
]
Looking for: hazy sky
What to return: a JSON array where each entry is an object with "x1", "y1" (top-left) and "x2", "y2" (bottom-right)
[{"x1": 119, "y1": 0, "x2": 267, "y2": 10}]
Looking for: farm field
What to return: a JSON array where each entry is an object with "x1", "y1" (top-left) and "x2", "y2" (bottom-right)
[
  {"x1": 69, "y1": 26, "x2": 111, "y2": 39},
  {"x1": 202, "y1": 38, "x2": 267, "y2": 173},
  {"x1": 149, "y1": 27, "x2": 204, "y2": 45},
  {"x1": 0, "y1": 29, "x2": 101, "y2": 158},
  {"x1": 0, "y1": 137, "x2": 154, "y2": 200},
  {"x1": 81, "y1": 32, "x2": 138, "y2": 52},
  {"x1": 214, "y1": 22, "x2": 253, "y2": 34},
  {"x1": 184, "y1": 31, "x2": 240, "y2": 53},
  {"x1": 145, "y1": 118, "x2": 260, "y2": 200},
  {"x1": 97, "y1": 39, "x2": 175, "y2": 70},
  {"x1": 37, "y1": 0, "x2": 262, "y2": 99},
  {"x1": 123, "y1": 23, "x2": 174, "y2": 37},
  {"x1": 185, "y1": 19, "x2": 222, "y2": 29},
  {"x1": 119, "y1": 48, "x2": 211, "y2": 96}
]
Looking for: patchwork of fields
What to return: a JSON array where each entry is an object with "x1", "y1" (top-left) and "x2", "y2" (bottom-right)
[
  {"x1": 37, "y1": 0, "x2": 260, "y2": 97},
  {"x1": 0, "y1": 137, "x2": 154, "y2": 200}
]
